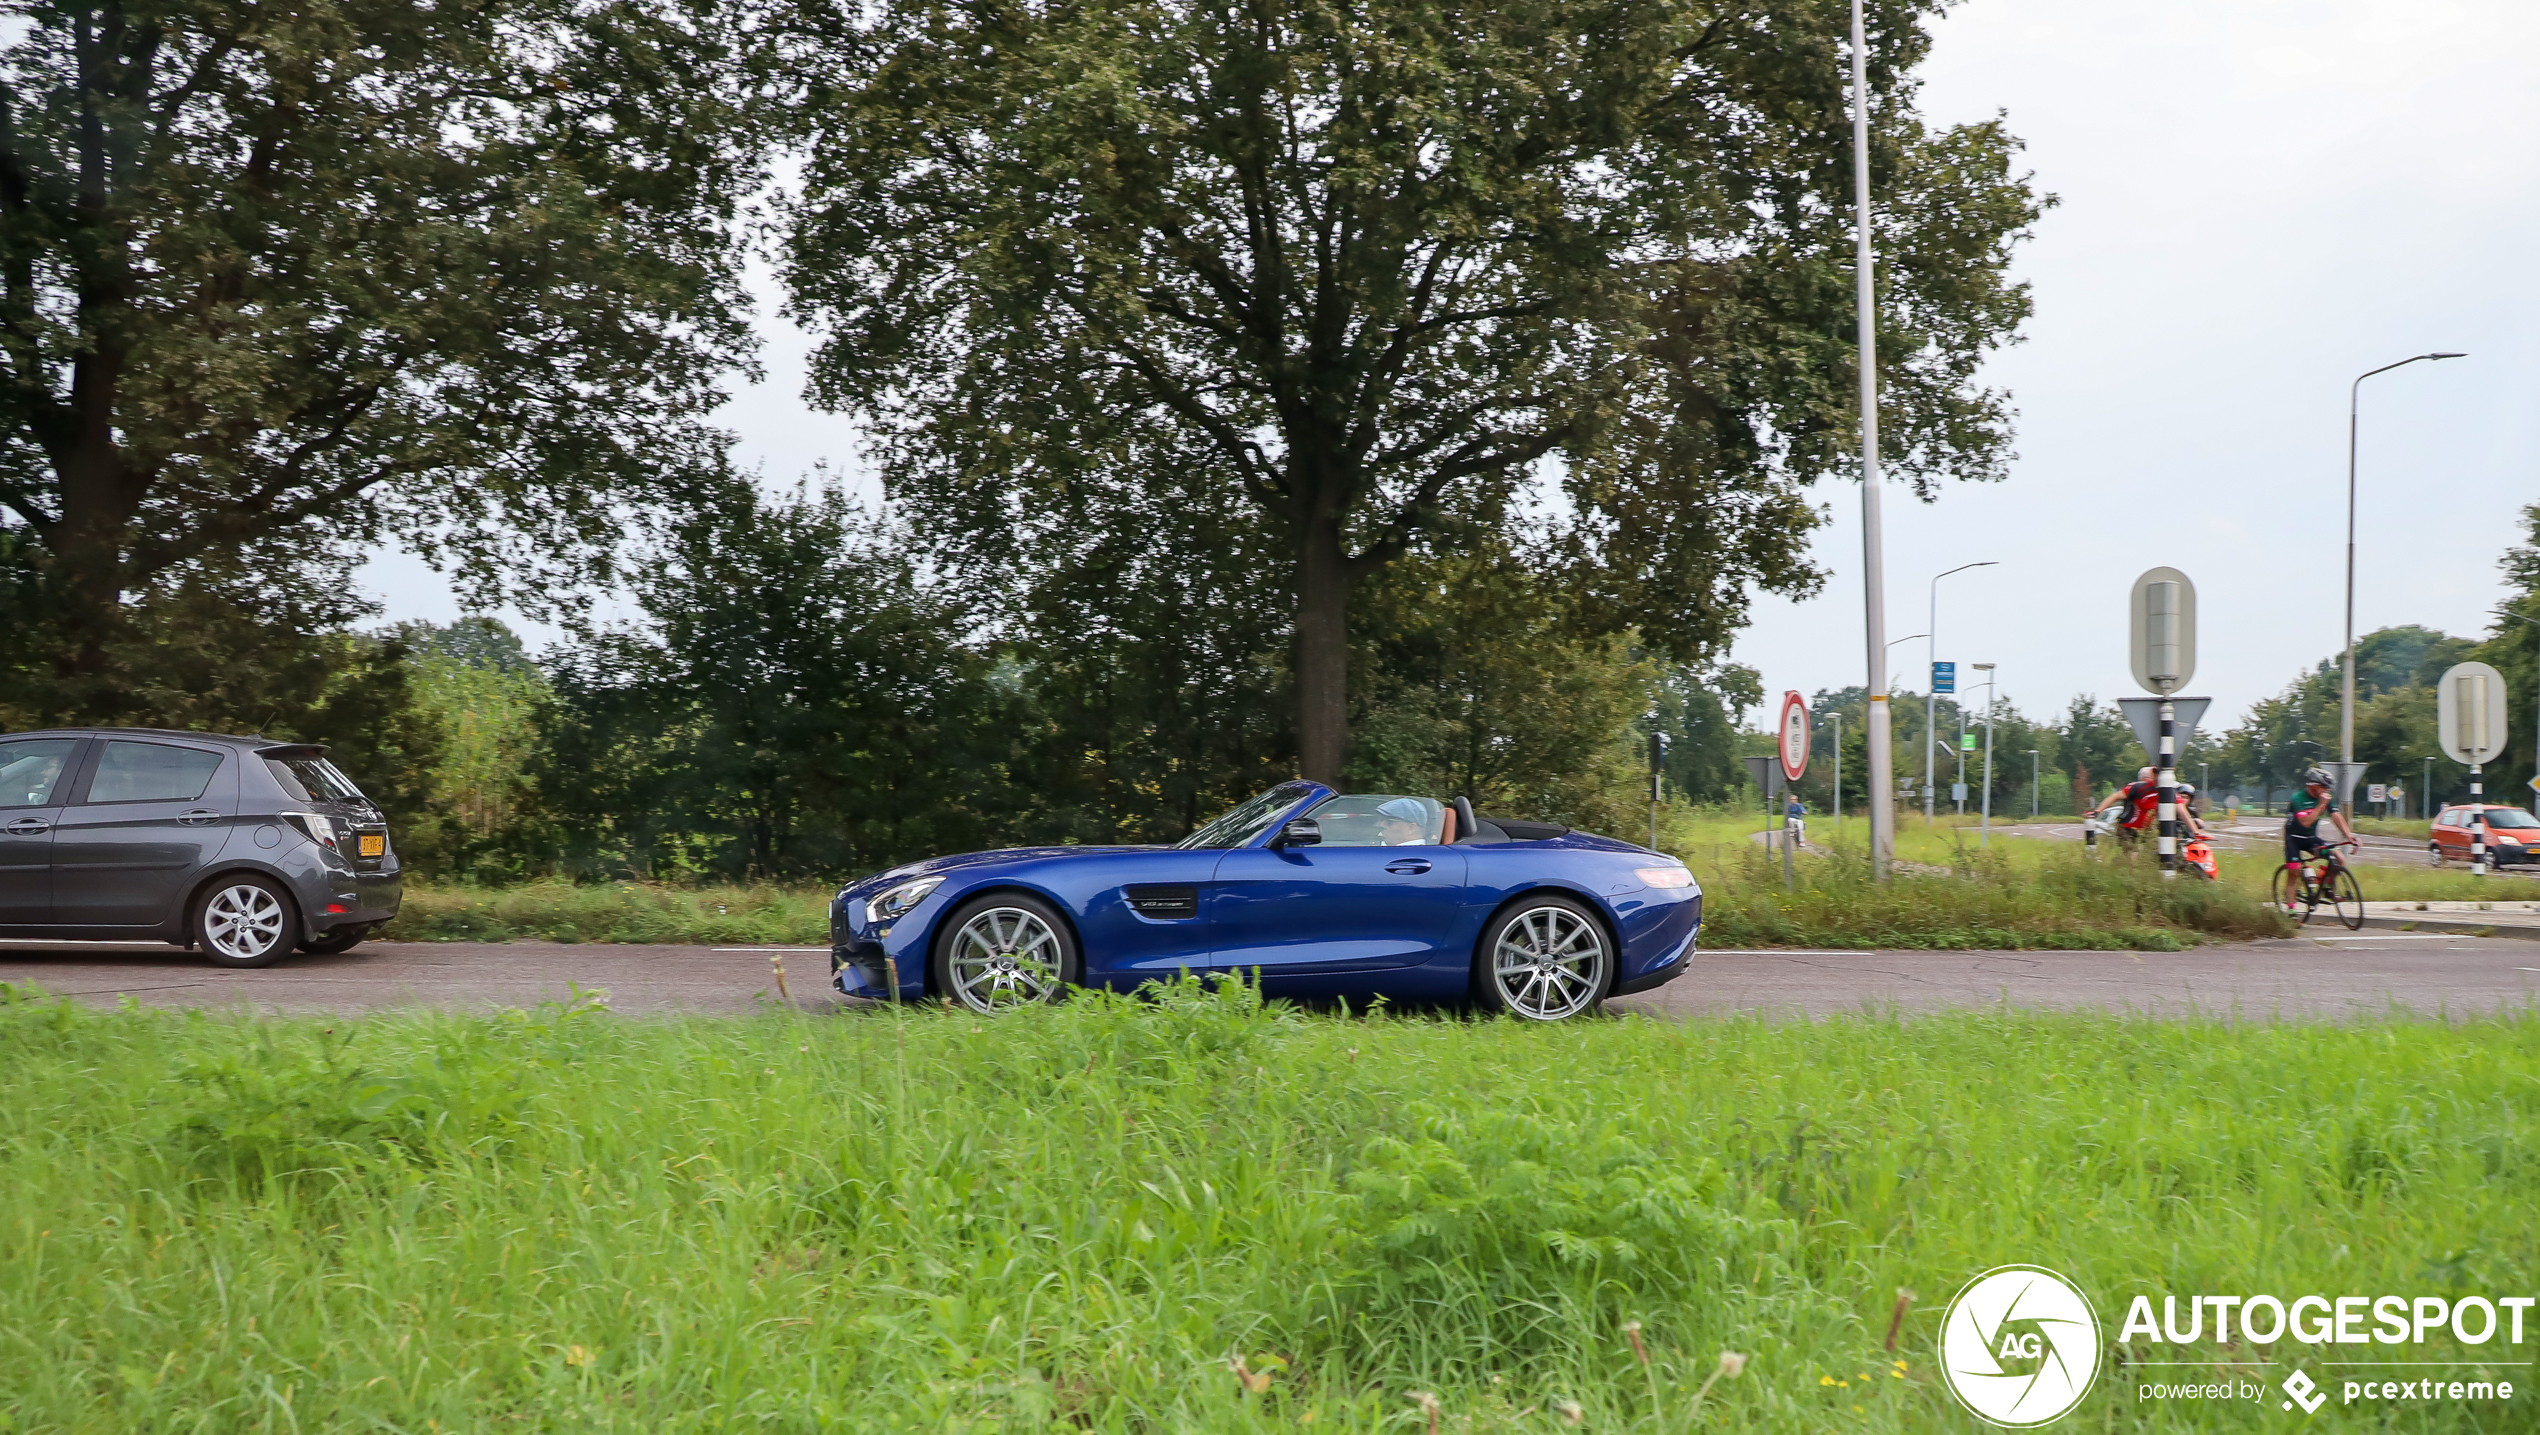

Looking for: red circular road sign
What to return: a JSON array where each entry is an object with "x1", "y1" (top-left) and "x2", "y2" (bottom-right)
[{"x1": 1777, "y1": 691, "x2": 1810, "y2": 783}]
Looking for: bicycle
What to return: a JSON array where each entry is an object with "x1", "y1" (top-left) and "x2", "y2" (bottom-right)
[{"x1": 2272, "y1": 841, "x2": 2364, "y2": 930}]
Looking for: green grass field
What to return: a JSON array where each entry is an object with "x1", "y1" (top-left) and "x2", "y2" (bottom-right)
[{"x1": 3, "y1": 983, "x2": 2533, "y2": 1431}]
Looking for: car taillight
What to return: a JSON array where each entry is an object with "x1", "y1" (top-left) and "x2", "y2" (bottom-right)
[{"x1": 282, "y1": 812, "x2": 340, "y2": 851}]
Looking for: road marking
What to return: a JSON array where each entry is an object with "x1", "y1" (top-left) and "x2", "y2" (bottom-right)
[
  {"x1": 712, "y1": 946, "x2": 831, "y2": 953},
  {"x1": 2307, "y1": 934, "x2": 2468, "y2": 942}
]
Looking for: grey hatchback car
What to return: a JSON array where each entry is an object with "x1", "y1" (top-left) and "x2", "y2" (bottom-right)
[{"x1": 0, "y1": 728, "x2": 403, "y2": 966}]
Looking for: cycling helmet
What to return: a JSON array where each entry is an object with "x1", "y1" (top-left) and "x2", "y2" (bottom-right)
[{"x1": 2302, "y1": 766, "x2": 2333, "y2": 788}]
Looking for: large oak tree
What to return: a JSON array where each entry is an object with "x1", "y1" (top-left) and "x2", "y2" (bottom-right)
[
  {"x1": 0, "y1": 0, "x2": 756, "y2": 709},
  {"x1": 782, "y1": 0, "x2": 2043, "y2": 782}
]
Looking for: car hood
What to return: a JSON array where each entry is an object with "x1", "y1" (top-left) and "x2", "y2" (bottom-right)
[{"x1": 846, "y1": 844, "x2": 1167, "y2": 896}]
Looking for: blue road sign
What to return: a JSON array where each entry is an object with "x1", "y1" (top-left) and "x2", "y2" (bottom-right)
[{"x1": 1932, "y1": 660, "x2": 1956, "y2": 693}]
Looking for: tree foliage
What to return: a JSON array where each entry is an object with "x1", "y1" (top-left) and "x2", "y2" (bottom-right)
[
  {"x1": 779, "y1": 0, "x2": 2046, "y2": 779},
  {"x1": 0, "y1": 0, "x2": 756, "y2": 709},
  {"x1": 531, "y1": 483, "x2": 1011, "y2": 878}
]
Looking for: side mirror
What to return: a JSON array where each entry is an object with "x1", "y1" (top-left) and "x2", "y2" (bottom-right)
[{"x1": 1271, "y1": 818, "x2": 1321, "y2": 849}]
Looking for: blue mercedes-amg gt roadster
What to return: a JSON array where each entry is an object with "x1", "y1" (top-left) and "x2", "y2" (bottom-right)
[{"x1": 829, "y1": 781, "x2": 1701, "y2": 1020}]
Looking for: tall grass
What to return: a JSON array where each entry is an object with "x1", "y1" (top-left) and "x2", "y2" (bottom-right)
[
  {"x1": 1675, "y1": 825, "x2": 2289, "y2": 950},
  {"x1": 1, "y1": 983, "x2": 2533, "y2": 1431},
  {"x1": 382, "y1": 880, "x2": 831, "y2": 945}
]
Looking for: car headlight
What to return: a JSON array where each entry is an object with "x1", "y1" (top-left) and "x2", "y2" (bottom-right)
[
  {"x1": 865, "y1": 876, "x2": 944, "y2": 925},
  {"x1": 1635, "y1": 865, "x2": 1694, "y2": 889}
]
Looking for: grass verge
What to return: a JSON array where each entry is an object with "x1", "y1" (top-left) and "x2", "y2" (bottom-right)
[
  {"x1": 381, "y1": 880, "x2": 830, "y2": 945},
  {"x1": 1665, "y1": 814, "x2": 2290, "y2": 949},
  {"x1": 1, "y1": 984, "x2": 2532, "y2": 1431}
]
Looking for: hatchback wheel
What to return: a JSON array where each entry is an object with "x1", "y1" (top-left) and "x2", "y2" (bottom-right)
[
  {"x1": 1475, "y1": 896, "x2": 1612, "y2": 1021},
  {"x1": 195, "y1": 877, "x2": 297, "y2": 968},
  {"x1": 930, "y1": 893, "x2": 1078, "y2": 1014}
]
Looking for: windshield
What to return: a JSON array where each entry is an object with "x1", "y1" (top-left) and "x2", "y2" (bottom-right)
[
  {"x1": 2480, "y1": 808, "x2": 2539, "y2": 830},
  {"x1": 1175, "y1": 782, "x2": 1317, "y2": 849},
  {"x1": 266, "y1": 756, "x2": 369, "y2": 806}
]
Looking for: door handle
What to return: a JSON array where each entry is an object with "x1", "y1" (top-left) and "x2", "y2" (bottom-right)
[
  {"x1": 177, "y1": 809, "x2": 221, "y2": 827},
  {"x1": 3, "y1": 818, "x2": 49, "y2": 835},
  {"x1": 1384, "y1": 859, "x2": 1433, "y2": 875}
]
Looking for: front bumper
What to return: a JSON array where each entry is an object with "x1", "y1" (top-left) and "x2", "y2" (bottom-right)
[{"x1": 831, "y1": 892, "x2": 932, "y2": 1002}]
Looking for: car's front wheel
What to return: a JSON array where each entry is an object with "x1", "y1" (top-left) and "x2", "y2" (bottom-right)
[
  {"x1": 194, "y1": 877, "x2": 297, "y2": 968},
  {"x1": 930, "y1": 893, "x2": 1079, "y2": 1014},
  {"x1": 1475, "y1": 895, "x2": 1612, "y2": 1021}
]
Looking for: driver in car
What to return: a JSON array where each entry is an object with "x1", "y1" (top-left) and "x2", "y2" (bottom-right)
[{"x1": 1376, "y1": 797, "x2": 1432, "y2": 846}]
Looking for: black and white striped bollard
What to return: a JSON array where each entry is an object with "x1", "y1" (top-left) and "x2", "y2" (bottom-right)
[
  {"x1": 2470, "y1": 763, "x2": 2487, "y2": 876},
  {"x1": 2156, "y1": 697, "x2": 2177, "y2": 877}
]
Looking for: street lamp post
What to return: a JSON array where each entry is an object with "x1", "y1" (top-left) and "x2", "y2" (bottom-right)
[
  {"x1": 1971, "y1": 664, "x2": 1997, "y2": 844},
  {"x1": 2027, "y1": 749, "x2": 2040, "y2": 818},
  {"x1": 1829, "y1": 711, "x2": 1842, "y2": 829},
  {"x1": 2343, "y1": 353, "x2": 2466, "y2": 779},
  {"x1": 1850, "y1": 0, "x2": 1896, "y2": 882},
  {"x1": 1926, "y1": 562, "x2": 1996, "y2": 824}
]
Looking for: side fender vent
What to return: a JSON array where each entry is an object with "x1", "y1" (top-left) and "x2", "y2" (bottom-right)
[{"x1": 1123, "y1": 885, "x2": 1198, "y2": 919}]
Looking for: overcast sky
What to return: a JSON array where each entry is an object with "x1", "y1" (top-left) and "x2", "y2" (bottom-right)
[{"x1": 359, "y1": 0, "x2": 2540, "y2": 733}]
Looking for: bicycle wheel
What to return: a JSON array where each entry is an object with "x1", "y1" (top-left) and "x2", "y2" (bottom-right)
[{"x1": 2330, "y1": 863, "x2": 2365, "y2": 930}]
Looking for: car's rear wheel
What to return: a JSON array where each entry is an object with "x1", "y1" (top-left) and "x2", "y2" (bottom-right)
[
  {"x1": 2428, "y1": 842, "x2": 2445, "y2": 866},
  {"x1": 931, "y1": 893, "x2": 1078, "y2": 1014},
  {"x1": 1475, "y1": 895, "x2": 1612, "y2": 1022},
  {"x1": 194, "y1": 877, "x2": 297, "y2": 968}
]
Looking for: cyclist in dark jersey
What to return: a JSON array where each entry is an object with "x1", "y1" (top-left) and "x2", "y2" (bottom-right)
[{"x1": 2282, "y1": 767, "x2": 2356, "y2": 897}]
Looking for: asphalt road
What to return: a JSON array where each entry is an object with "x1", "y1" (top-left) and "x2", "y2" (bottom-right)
[{"x1": 5, "y1": 935, "x2": 2538, "y2": 1021}]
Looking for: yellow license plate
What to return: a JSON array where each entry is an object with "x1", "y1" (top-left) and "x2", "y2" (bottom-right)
[{"x1": 359, "y1": 834, "x2": 385, "y2": 858}]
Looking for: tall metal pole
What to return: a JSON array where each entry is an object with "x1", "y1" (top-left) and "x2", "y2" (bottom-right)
[
  {"x1": 1852, "y1": 0, "x2": 1895, "y2": 882},
  {"x1": 1973, "y1": 664, "x2": 1996, "y2": 845},
  {"x1": 2345, "y1": 352, "x2": 2466, "y2": 772},
  {"x1": 2027, "y1": 749, "x2": 2039, "y2": 818},
  {"x1": 1924, "y1": 562, "x2": 1995, "y2": 824},
  {"x1": 1830, "y1": 711, "x2": 1843, "y2": 830},
  {"x1": 2156, "y1": 697, "x2": 2178, "y2": 877}
]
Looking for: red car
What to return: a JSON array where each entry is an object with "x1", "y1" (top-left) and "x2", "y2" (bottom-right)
[{"x1": 2428, "y1": 803, "x2": 2539, "y2": 867}]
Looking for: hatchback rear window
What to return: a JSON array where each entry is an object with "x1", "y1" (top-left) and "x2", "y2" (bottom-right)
[
  {"x1": 265, "y1": 757, "x2": 367, "y2": 804},
  {"x1": 88, "y1": 741, "x2": 223, "y2": 803}
]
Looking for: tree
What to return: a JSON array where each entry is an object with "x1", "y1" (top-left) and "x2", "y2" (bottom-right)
[
  {"x1": 401, "y1": 618, "x2": 549, "y2": 864},
  {"x1": 535, "y1": 483, "x2": 1011, "y2": 878},
  {"x1": 781, "y1": 0, "x2": 2045, "y2": 781},
  {"x1": 2055, "y1": 694, "x2": 2133, "y2": 812},
  {"x1": 0, "y1": 0, "x2": 755, "y2": 709},
  {"x1": 2472, "y1": 502, "x2": 2540, "y2": 809},
  {"x1": 1349, "y1": 540, "x2": 1659, "y2": 833}
]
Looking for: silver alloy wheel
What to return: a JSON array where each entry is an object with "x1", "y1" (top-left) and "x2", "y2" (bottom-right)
[
  {"x1": 1491, "y1": 905, "x2": 1608, "y2": 1021},
  {"x1": 945, "y1": 906, "x2": 1064, "y2": 1013},
  {"x1": 202, "y1": 883, "x2": 288, "y2": 962}
]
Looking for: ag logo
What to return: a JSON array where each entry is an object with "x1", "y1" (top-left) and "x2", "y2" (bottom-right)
[{"x1": 1938, "y1": 1265, "x2": 2101, "y2": 1427}]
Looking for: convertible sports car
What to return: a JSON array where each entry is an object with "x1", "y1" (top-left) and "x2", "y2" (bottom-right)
[{"x1": 829, "y1": 781, "x2": 1702, "y2": 1021}]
